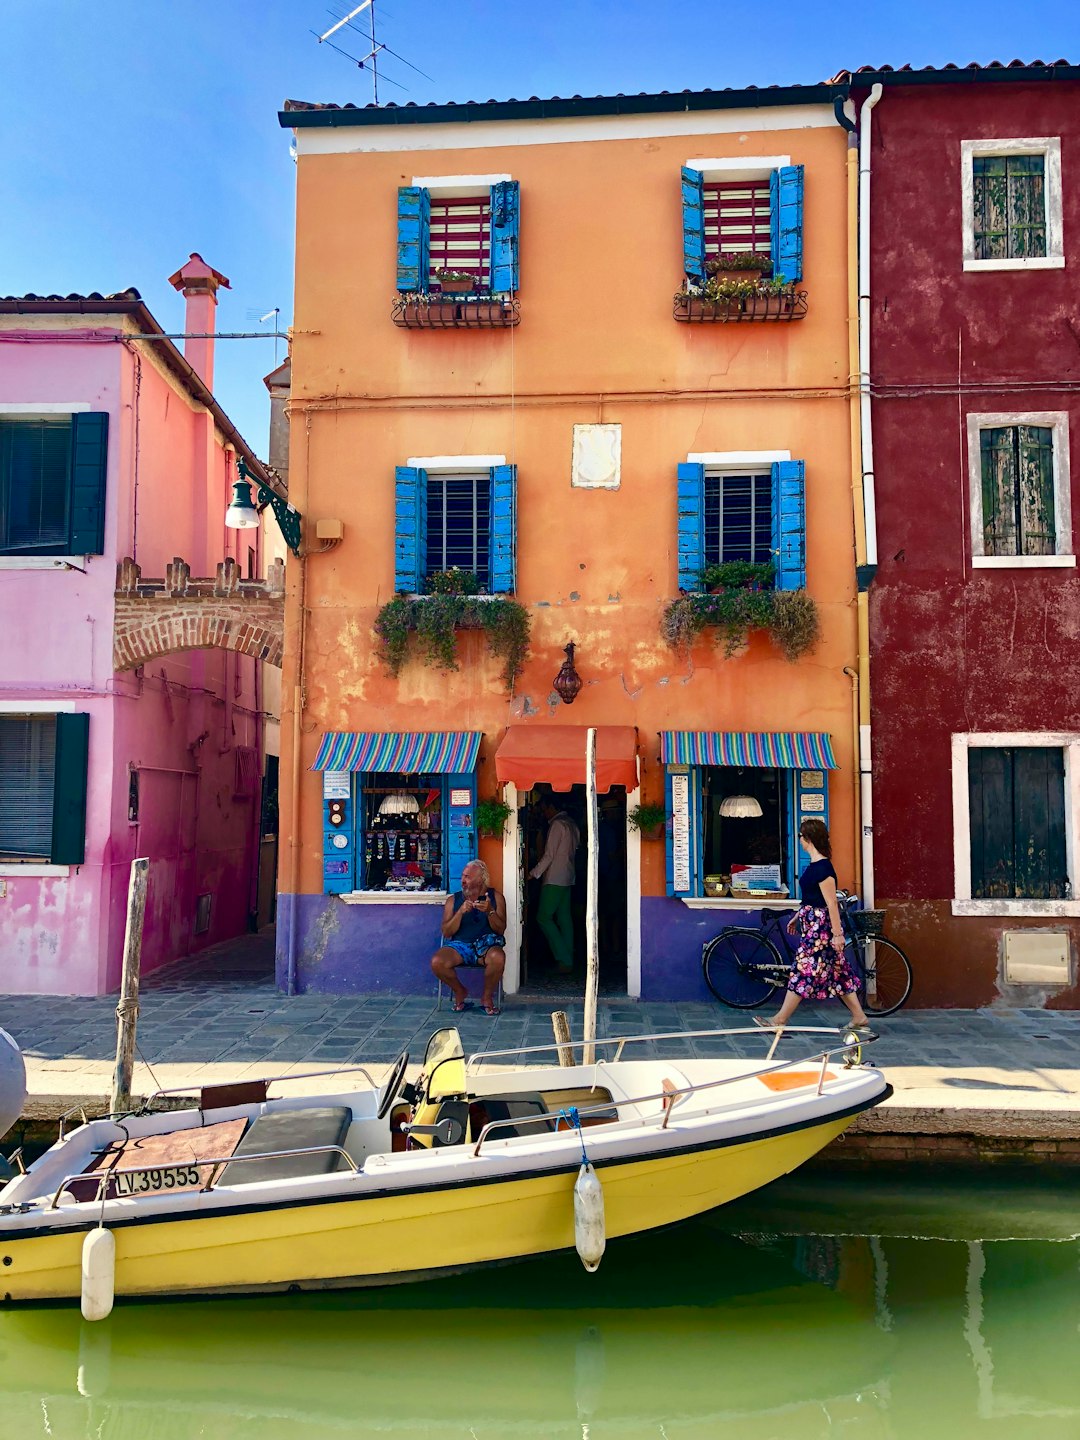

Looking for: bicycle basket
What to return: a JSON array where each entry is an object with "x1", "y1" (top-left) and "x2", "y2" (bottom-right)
[{"x1": 852, "y1": 908, "x2": 886, "y2": 938}]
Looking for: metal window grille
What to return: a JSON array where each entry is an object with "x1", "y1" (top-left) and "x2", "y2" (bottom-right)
[
  {"x1": 0, "y1": 416, "x2": 72, "y2": 553},
  {"x1": 428, "y1": 195, "x2": 491, "y2": 290},
  {"x1": 703, "y1": 181, "x2": 772, "y2": 259},
  {"x1": 973, "y1": 154, "x2": 1047, "y2": 260},
  {"x1": 425, "y1": 473, "x2": 491, "y2": 580},
  {"x1": 703, "y1": 473, "x2": 773, "y2": 566},
  {"x1": 0, "y1": 714, "x2": 56, "y2": 859},
  {"x1": 979, "y1": 425, "x2": 1055, "y2": 557}
]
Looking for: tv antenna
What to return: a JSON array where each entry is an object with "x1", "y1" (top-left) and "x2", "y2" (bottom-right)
[{"x1": 314, "y1": 2, "x2": 434, "y2": 106}]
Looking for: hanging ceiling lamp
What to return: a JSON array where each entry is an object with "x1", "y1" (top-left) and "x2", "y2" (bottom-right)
[
  {"x1": 378, "y1": 790, "x2": 420, "y2": 817},
  {"x1": 719, "y1": 795, "x2": 763, "y2": 819}
]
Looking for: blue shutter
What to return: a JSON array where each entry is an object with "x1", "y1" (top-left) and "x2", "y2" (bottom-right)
[
  {"x1": 664, "y1": 767, "x2": 702, "y2": 898},
  {"x1": 489, "y1": 464, "x2": 517, "y2": 594},
  {"x1": 771, "y1": 460, "x2": 806, "y2": 591},
  {"x1": 677, "y1": 462, "x2": 705, "y2": 592},
  {"x1": 396, "y1": 186, "x2": 430, "y2": 293},
  {"x1": 51, "y1": 712, "x2": 89, "y2": 865},
  {"x1": 770, "y1": 165, "x2": 804, "y2": 283},
  {"x1": 681, "y1": 167, "x2": 706, "y2": 283},
  {"x1": 489, "y1": 180, "x2": 520, "y2": 293},
  {"x1": 444, "y1": 772, "x2": 477, "y2": 893},
  {"x1": 323, "y1": 775, "x2": 355, "y2": 895},
  {"x1": 394, "y1": 466, "x2": 427, "y2": 593},
  {"x1": 789, "y1": 768, "x2": 830, "y2": 897},
  {"x1": 69, "y1": 412, "x2": 108, "y2": 555}
]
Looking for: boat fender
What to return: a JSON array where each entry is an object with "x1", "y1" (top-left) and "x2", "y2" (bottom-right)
[
  {"x1": 81, "y1": 1227, "x2": 115, "y2": 1322},
  {"x1": 574, "y1": 1161, "x2": 606, "y2": 1273}
]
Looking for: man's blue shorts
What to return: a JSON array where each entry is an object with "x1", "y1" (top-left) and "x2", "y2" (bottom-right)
[{"x1": 446, "y1": 933, "x2": 505, "y2": 967}]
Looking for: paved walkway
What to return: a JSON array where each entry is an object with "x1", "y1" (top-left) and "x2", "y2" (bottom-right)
[{"x1": 4, "y1": 932, "x2": 1080, "y2": 1139}]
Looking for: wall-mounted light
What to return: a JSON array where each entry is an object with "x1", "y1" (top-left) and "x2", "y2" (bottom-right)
[
  {"x1": 225, "y1": 456, "x2": 303, "y2": 556},
  {"x1": 552, "y1": 641, "x2": 583, "y2": 705}
]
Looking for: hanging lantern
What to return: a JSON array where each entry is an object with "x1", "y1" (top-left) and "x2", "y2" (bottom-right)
[
  {"x1": 378, "y1": 791, "x2": 420, "y2": 817},
  {"x1": 719, "y1": 795, "x2": 763, "y2": 819},
  {"x1": 553, "y1": 642, "x2": 583, "y2": 705}
]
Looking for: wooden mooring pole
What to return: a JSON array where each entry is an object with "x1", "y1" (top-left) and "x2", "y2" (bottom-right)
[
  {"x1": 551, "y1": 1010, "x2": 575, "y2": 1067},
  {"x1": 110, "y1": 858, "x2": 149, "y2": 1115}
]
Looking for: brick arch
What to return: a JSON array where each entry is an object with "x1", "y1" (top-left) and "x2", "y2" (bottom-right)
[{"x1": 113, "y1": 556, "x2": 285, "y2": 672}]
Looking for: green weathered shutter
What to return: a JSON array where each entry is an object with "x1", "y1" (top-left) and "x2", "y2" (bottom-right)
[
  {"x1": 980, "y1": 428, "x2": 1016, "y2": 556},
  {"x1": 770, "y1": 460, "x2": 806, "y2": 590},
  {"x1": 489, "y1": 464, "x2": 517, "y2": 593},
  {"x1": 681, "y1": 167, "x2": 706, "y2": 283},
  {"x1": 489, "y1": 180, "x2": 520, "y2": 293},
  {"x1": 770, "y1": 165, "x2": 804, "y2": 283},
  {"x1": 1017, "y1": 426, "x2": 1055, "y2": 555},
  {"x1": 394, "y1": 465, "x2": 427, "y2": 593},
  {"x1": 677, "y1": 462, "x2": 705, "y2": 592},
  {"x1": 51, "y1": 712, "x2": 89, "y2": 865},
  {"x1": 1013, "y1": 747, "x2": 1066, "y2": 898},
  {"x1": 69, "y1": 412, "x2": 109, "y2": 555},
  {"x1": 396, "y1": 186, "x2": 430, "y2": 293}
]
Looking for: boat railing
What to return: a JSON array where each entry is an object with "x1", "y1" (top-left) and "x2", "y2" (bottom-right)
[
  {"x1": 48, "y1": 1143, "x2": 360, "y2": 1208},
  {"x1": 140, "y1": 1063, "x2": 381, "y2": 1111},
  {"x1": 468, "y1": 1030, "x2": 873, "y2": 1158}
]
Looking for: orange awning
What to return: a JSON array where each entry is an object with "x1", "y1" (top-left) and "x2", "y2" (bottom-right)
[{"x1": 494, "y1": 725, "x2": 638, "y2": 794}]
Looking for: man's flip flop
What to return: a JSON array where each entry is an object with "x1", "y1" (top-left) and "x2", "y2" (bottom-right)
[
  {"x1": 483, "y1": 1002, "x2": 500, "y2": 1017},
  {"x1": 452, "y1": 999, "x2": 469, "y2": 1013}
]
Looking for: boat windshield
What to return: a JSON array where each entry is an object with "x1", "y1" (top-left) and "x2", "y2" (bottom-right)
[{"x1": 423, "y1": 1027, "x2": 466, "y2": 1100}]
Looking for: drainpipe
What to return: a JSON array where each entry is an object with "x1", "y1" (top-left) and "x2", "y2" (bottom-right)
[{"x1": 857, "y1": 82, "x2": 884, "y2": 908}]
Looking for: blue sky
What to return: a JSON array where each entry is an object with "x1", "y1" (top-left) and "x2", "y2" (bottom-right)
[{"x1": 3, "y1": 0, "x2": 1077, "y2": 453}]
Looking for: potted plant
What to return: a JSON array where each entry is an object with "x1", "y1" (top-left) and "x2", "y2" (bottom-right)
[
  {"x1": 700, "y1": 560, "x2": 775, "y2": 594},
  {"x1": 426, "y1": 567, "x2": 482, "y2": 596},
  {"x1": 628, "y1": 802, "x2": 668, "y2": 839},
  {"x1": 436, "y1": 268, "x2": 477, "y2": 294},
  {"x1": 475, "y1": 797, "x2": 513, "y2": 838},
  {"x1": 705, "y1": 251, "x2": 771, "y2": 285}
]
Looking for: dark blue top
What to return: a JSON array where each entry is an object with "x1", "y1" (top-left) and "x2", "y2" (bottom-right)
[
  {"x1": 799, "y1": 858, "x2": 837, "y2": 907},
  {"x1": 452, "y1": 889, "x2": 497, "y2": 943}
]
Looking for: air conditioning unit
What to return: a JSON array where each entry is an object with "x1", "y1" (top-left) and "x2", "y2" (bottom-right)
[{"x1": 1003, "y1": 931, "x2": 1070, "y2": 985}]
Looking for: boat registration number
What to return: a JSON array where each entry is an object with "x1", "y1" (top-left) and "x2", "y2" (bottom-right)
[{"x1": 113, "y1": 1164, "x2": 203, "y2": 1196}]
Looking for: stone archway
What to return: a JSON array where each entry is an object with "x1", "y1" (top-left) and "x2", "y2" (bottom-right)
[{"x1": 114, "y1": 556, "x2": 285, "y2": 671}]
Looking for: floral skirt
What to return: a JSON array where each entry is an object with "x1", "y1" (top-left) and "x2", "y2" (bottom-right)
[{"x1": 787, "y1": 905, "x2": 859, "y2": 1000}]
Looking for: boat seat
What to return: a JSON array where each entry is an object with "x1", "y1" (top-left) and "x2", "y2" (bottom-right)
[
  {"x1": 222, "y1": 1106, "x2": 353, "y2": 1185},
  {"x1": 468, "y1": 1095, "x2": 556, "y2": 1142}
]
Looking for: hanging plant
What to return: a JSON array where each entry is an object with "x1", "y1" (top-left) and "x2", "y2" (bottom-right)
[
  {"x1": 374, "y1": 594, "x2": 531, "y2": 690},
  {"x1": 475, "y1": 797, "x2": 513, "y2": 838},
  {"x1": 628, "y1": 802, "x2": 667, "y2": 837},
  {"x1": 660, "y1": 587, "x2": 819, "y2": 662}
]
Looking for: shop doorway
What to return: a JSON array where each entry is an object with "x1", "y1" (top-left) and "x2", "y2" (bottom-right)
[{"x1": 518, "y1": 785, "x2": 628, "y2": 994}]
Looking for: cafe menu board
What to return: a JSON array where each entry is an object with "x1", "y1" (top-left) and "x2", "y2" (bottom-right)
[{"x1": 670, "y1": 772, "x2": 691, "y2": 893}]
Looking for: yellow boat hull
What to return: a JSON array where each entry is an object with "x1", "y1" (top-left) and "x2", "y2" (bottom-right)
[{"x1": 1, "y1": 1115, "x2": 851, "y2": 1302}]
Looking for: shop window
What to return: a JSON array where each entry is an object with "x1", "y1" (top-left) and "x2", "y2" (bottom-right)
[
  {"x1": 358, "y1": 775, "x2": 445, "y2": 893},
  {"x1": 968, "y1": 746, "x2": 1067, "y2": 900},
  {"x1": 702, "y1": 767, "x2": 792, "y2": 898},
  {"x1": 0, "y1": 712, "x2": 89, "y2": 865}
]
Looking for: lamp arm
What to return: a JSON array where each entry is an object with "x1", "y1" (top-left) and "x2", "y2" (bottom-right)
[{"x1": 238, "y1": 456, "x2": 302, "y2": 556}]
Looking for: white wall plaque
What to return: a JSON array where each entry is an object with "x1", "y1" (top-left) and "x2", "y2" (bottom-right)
[
  {"x1": 449, "y1": 788, "x2": 471, "y2": 807},
  {"x1": 800, "y1": 794, "x2": 825, "y2": 814},
  {"x1": 572, "y1": 423, "x2": 622, "y2": 489},
  {"x1": 323, "y1": 770, "x2": 350, "y2": 800},
  {"x1": 800, "y1": 770, "x2": 824, "y2": 789},
  {"x1": 670, "y1": 772, "x2": 691, "y2": 892}
]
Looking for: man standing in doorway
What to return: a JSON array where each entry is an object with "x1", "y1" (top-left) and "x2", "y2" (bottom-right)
[{"x1": 530, "y1": 794, "x2": 580, "y2": 974}]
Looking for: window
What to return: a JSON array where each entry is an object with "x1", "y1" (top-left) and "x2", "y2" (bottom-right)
[
  {"x1": 952, "y1": 733, "x2": 1080, "y2": 916},
  {"x1": 358, "y1": 774, "x2": 444, "y2": 893},
  {"x1": 678, "y1": 455, "x2": 805, "y2": 592},
  {"x1": 703, "y1": 767, "x2": 789, "y2": 882},
  {"x1": 682, "y1": 161, "x2": 804, "y2": 285},
  {"x1": 0, "y1": 712, "x2": 89, "y2": 866},
  {"x1": 395, "y1": 460, "x2": 517, "y2": 594},
  {"x1": 968, "y1": 747, "x2": 1066, "y2": 900},
  {"x1": 966, "y1": 412, "x2": 1072, "y2": 566},
  {"x1": 961, "y1": 138, "x2": 1063, "y2": 271},
  {"x1": 425, "y1": 472, "x2": 491, "y2": 577},
  {"x1": 703, "y1": 472, "x2": 773, "y2": 567},
  {"x1": 396, "y1": 179, "x2": 520, "y2": 295},
  {"x1": 0, "y1": 412, "x2": 108, "y2": 557}
]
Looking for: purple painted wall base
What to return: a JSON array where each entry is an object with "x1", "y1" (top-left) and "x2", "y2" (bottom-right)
[
  {"x1": 276, "y1": 894, "x2": 444, "y2": 994},
  {"x1": 280, "y1": 892, "x2": 768, "y2": 1000}
]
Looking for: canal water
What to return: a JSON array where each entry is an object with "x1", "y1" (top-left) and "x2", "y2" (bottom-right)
[{"x1": 0, "y1": 1171, "x2": 1076, "y2": 1439}]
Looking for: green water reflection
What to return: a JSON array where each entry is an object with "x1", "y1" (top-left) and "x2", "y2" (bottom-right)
[{"x1": 1, "y1": 1175, "x2": 1078, "y2": 1439}]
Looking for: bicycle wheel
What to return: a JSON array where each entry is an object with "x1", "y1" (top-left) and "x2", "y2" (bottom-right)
[
  {"x1": 702, "y1": 928, "x2": 783, "y2": 1009},
  {"x1": 856, "y1": 936, "x2": 912, "y2": 1016}
]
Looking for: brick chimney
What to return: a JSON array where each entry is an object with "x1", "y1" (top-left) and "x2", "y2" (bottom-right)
[{"x1": 167, "y1": 253, "x2": 230, "y2": 389}]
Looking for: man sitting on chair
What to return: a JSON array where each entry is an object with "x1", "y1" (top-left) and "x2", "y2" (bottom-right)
[{"x1": 431, "y1": 860, "x2": 507, "y2": 1016}]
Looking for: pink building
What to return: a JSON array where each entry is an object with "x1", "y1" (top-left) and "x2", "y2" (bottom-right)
[{"x1": 0, "y1": 259, "x2": 276, "y2": 995}]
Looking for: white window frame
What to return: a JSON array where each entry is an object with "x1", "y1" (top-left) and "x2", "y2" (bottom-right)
[
  {"x1": 0, "y1": 704, "x2": 74, "y2": 877},
  {"x1": 960, "y1": 137, "x2": 1064, "y2": 272},
  {"x1": 966, "y1": 411, "x2": 1073, "y2": 567},
  {"x1": 951, "y1": 732, "x2": 1080, "y2": 917}
]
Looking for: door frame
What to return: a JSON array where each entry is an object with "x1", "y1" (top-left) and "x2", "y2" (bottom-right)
[{"x1": 501, "y1": 779, "x2": 642, "y2": 997}]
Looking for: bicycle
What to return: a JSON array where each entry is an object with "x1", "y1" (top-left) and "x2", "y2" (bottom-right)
[{"x1": 701, "y1": 893, "x2": 912, "y2": 1017}]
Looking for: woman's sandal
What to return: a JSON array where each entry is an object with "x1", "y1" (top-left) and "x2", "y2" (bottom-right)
[{"x1": 752, "y1": 1015, "x2": 783, "y2": 1030}]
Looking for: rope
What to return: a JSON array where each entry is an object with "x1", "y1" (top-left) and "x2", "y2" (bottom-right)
[{"x1": 559, "y1": 1106, "x2": 589, "y2": 1166}]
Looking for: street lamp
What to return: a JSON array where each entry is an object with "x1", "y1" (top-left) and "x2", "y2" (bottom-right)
[{"x1": 225, "y1": 456, "x2": 303, "y2": 556}]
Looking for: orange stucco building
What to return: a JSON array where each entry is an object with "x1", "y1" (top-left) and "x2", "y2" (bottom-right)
[{"x1": 277, "y1": 83, "x2": 865, "y2": 999}]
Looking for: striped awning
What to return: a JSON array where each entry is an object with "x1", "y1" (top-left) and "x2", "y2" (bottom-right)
[
  {"x1": 311, "y1": 731, "x2": 482, "y2": 773},
  {"x1": 660, "y1": 731, "x2": 837, "y2": 770}
]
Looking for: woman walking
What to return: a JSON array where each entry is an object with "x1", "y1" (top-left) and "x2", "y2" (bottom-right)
[{"x1": 758, "y1": 819, "x2": 873, "y2": 1032}]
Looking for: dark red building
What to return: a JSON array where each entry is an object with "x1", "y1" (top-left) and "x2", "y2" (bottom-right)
[{"x1": 849, "y1": 63, "x2": 1080, "y2": 1006}]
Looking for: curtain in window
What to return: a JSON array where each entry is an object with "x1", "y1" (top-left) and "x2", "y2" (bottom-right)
[
  {"x1": 980, "y1": 425, "x2": 1055, "y2": 556},
  {"x1": 0, "y1": 715, "x2": 56, "y2": 859}
]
